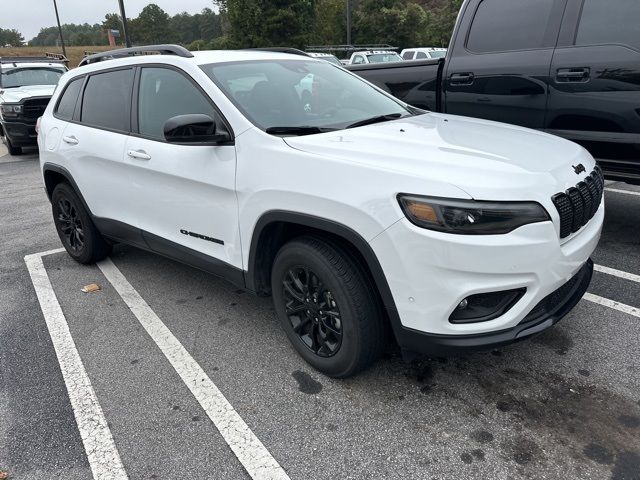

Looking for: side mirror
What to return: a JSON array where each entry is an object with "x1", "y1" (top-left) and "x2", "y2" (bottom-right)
[{"x1": 163, "y1": 114, "x2": 231, "y2": 144}]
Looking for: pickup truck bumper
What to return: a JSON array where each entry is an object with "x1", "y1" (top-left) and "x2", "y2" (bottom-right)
[{"x1": 1, "y1": 119, "x2": 38, "y2": 147}]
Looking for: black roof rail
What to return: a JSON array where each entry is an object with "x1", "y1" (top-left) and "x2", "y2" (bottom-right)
[
  {"x1": 78, "y1": 44, "x2": 193, "y2": 67},
  {"x1": 247, "y1": 47, "x2": 311, "y2": 57},
  {"x1": 0, "y1": 56, "x2": 68, "y2": 65},
  {"x1": 306, "y1": 44, "x2": 399, "y2": 52}
]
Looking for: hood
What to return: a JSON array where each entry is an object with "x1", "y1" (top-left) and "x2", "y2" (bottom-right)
[
  {"x1": 0, "y1": 84, "x2": 56, "y2": 103},
  {"x1": 283, "y1": 113, "x2": 595, "y2": 202}
]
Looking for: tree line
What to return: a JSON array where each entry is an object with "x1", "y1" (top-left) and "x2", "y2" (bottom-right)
[{"x1": 21, "y1": 0, "x2": 462, "y2": 52}]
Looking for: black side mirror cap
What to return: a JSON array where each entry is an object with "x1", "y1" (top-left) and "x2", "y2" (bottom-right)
[{"x1": 163, "y1": 113, "x2": 231, "y2": 144}]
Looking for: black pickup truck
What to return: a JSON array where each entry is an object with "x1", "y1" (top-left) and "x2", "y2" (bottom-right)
[{"x1": 347, "y1": 0, "x2": 640, "y2": 184}]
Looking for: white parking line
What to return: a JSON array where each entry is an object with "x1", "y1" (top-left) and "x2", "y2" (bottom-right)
[
  {"x1": 96, "y1": 257, "x2": 290, "y2": 480},
  {"x1": 583, "y1": 293, "x2": 640, "y2": 318},
  {"x1": 24, "y1": 250, "x2": 128, "y2": 480},
  {"x1": 594, "y1": 264, "x2": 640, "y2": 284},
  {"x1": 605, "y1": 187, "x2": 640, "y2": 197}
]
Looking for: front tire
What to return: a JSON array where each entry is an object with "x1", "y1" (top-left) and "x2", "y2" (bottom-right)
[
  {"x1": 271, "y1": 236, "x2": 385, "y2": 378},
  {"x1": 51, "y1": 183, "x2": 111, "y2": 264},
  {"x1": 1, "y1": 132, "x2": 22, "y2": 155}
]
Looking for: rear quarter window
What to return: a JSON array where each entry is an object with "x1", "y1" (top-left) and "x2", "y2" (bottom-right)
[{"x1": 55, "y1": 77, "x2": 83, "y2": 121}]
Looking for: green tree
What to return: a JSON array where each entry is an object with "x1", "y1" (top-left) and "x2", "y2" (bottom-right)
[
  {"x1": 312, "y1": 0, "x2": 346, "y2": 45},
  {"x1": 423, "y1": 0, "x2": 463, "y2": 46},
  {"x1": 130, "y1": 4, "x2": 176, "y2": 44},
  {"x1": 215, "y1": 0, "x2": 316, "y2": 49},
  {"x1": 1, "y1": 28, "x2": 25, "y2": 47},
  {"x1": 353, "y1": 0, "x2": 429, "y2": 49}
]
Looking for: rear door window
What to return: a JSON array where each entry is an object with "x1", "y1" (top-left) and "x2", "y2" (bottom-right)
[
  {"x1": 575, "y1": 0, "x2": 640, "y2": 49},
  {"x1": 416, "y1": 52, "x2": 428, "y2": 59},
  {"x1": 467, "y1": 0, "x2": 556, "y2": 53},
  {"x1": 402, "y1": 51, "x2": 415, "y2": 60},
  {"x1": 80, "y1": 68, "x2": 133, "y2": 132},
  {"x1": 55, "y1": 77, "x2": 83, "y2": 120}
]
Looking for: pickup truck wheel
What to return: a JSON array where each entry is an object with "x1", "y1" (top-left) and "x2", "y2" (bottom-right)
[
  {"x1": 271, "y1": 236, "x2": 384, "y2": 378},
  {"x1": 51, "y1": 183, "x2": 112, "y2": 264},
  {"x1": 2, "y1": 134, "x2": 22, "y2": 155}
]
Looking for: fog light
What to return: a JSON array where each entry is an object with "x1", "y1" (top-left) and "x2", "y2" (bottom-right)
[{"x1": 449, "y1": 288, "x2": 526, "y2": 324}]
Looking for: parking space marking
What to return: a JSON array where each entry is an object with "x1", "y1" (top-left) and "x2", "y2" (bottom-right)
[
  {"x1": 96, "y1": 257, "x2": 291, "y2": 480},
  {"x1": 24, "y1": 250, "x2": 128, "y2": 480},
  {"x1": 583, "y1": 293, "x2": 640, "y2": 318},
  {"x1": 595, "y1": 264, "x2": 640, "y2": 284},
  {"x1": 605, "y1": 187, "x2": 640, "y2": 197}
]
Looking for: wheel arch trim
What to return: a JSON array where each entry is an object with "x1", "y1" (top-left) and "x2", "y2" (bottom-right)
[{"x1": 246, "y1": 210, "x2": 405, "y2": 340}]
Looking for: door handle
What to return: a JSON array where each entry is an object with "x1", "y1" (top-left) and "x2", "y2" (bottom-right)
[
  {"x1": 450, "y1": 72, "x2": 475, "y2": 85},
  {"x1": 127, "y1": 149, "x2": 151, "y2": 160},
  {"x1": 556, "y1": 68, "x2": 590, "y2": 82},
  {"x1": 62, "y1": 135, "x2": 78, "y2": 145}
]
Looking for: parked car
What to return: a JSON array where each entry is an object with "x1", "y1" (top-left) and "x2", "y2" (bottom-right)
[
  {"x1": 401, "y1": 48, "x2": 447, "y2": 60},
  {"x1": 349, "y1": 51, "x2": 403, "y2": 65},
  {"x1": 307, "y1": 52, "x2": 343, "y2": 66},
  {"x1": 39, "y1": 45, "x2": 601, "y2": 377},
  {"x1": 348, "y1": 0, "x2": 640, "y2": 184},
  {"x1": 0, "y1": 56, "x2": 67, "y2": 155}
]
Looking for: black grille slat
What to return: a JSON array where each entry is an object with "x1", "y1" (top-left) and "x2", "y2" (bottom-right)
[
  {"x1": 22, "y1": 98, "x2": 50, "y2": 119},
  {"x1": 552, "y1": 167, "x2": 603, "y2": 239},
  {"x1": 577, "y1": 182, "x2": 593, "y2": 225}
]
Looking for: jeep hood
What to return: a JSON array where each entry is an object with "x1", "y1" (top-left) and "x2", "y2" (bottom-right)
[
  {"x1": 283, "y1": 113, "x2": 595, "y2": 202},
  {"x1": 0, "y1": 84, "x2": 56, "y2": 103}
]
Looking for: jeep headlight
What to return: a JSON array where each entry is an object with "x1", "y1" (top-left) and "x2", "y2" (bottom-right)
[{"x1": 398, "y1": 194, "x2": 550, "y2": 235}]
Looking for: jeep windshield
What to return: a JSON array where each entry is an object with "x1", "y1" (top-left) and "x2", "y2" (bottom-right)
[
  {"x1": 1, "y1": 66, "x2": 66, "y2": 88},
  {"x1": 202, "y1": 59, "x2": 412, "y2": 135}
]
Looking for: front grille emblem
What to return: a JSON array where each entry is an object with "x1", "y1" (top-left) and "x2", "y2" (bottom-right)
[{"x1": 572, "y1": 164, "x2": 586, "y2": 175}]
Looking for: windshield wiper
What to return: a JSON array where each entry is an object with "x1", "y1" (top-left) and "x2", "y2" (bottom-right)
[
  {"x1": 265, "y1": 126, "x2": 336, "y2": 136},
  {"x1": 346, "y1": 113, "x2": 405, "y2": 129}
]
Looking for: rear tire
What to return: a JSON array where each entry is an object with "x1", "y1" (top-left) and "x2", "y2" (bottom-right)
[
  {"x1": 271, "y1": 236, "x2": 385, "y2": 378},
  {"x1": 51, "y1": 182, "x2": 112, "y2": 264}
]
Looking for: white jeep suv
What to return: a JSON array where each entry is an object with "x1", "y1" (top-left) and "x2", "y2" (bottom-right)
[{"x1": 38, "y1": 45, "x2": 603, "y2": 377}]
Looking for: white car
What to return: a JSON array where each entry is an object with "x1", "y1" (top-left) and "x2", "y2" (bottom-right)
[
  {"x1": 349, "y1": 50, "x2": 403, "y2": 65},
  {"x1": 400, "y1": 47, "x2": 447, "y2": 60},
  {"x1": 1, "y1": 57, "x2": 67, "y2": 155},
  {"x1": 39, "y1": 45, "x2": 602, "y2": 377},
  {"x1": 306, "y1": 52, "x2": 343, "y2": 66}
]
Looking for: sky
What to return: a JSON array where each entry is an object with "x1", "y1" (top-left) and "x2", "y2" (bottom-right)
[{"x1": 2, "y1": 0, "x2": 217, "y2": 41}]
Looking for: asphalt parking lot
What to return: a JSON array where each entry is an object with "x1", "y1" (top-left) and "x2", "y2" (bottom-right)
[{"x1": 1, "y1": 144, "x2": 639, "y2": 480}]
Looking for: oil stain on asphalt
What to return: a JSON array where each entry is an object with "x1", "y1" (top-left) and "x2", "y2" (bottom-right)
[
  {"x1": 401, "y1": 352, "x2": 640, "y2": 479},
  {"x1": 292, "y1": 370, "x2": 323, "y2": 394}
]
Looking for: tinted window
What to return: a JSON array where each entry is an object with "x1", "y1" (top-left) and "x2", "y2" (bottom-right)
[
  {"x1": 416, "y1": 52, "x2": 428, "y2": 59},
  {"x1": 138, "y1": 67, "x2": 217, "y2": 140},
  {"x1": 402, "y1": 51, "x2": 414, "y2": 60},
  {"x1": 81, "y1": 69, "x2": 133, "y2": 131},
  {"x1": 55, "y1": 77, "x2": 83, "y2": 120},
  {"x1": 467, "y1": 0, "x2": 556, "y2": 53},
  {"x1": 353, "y1": 55, "x2": 365, "y2": 64},
  {"x1": 576, "y1": 0, "x2": 640, "y2": 49}
]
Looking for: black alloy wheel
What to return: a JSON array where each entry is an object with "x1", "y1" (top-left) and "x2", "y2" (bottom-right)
[
  {"x1": 282, "y1": 265, "x2": 343, "y2": 357},
  {"x1": 271, "y1": 236, "x2": 385, "y2": 378},
  {"x1": 56, "y1": 197, "x2": 85, "y2": 252},
  {"x1": 51, "y1": 182, "x2": 112, "y2": 264}
]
